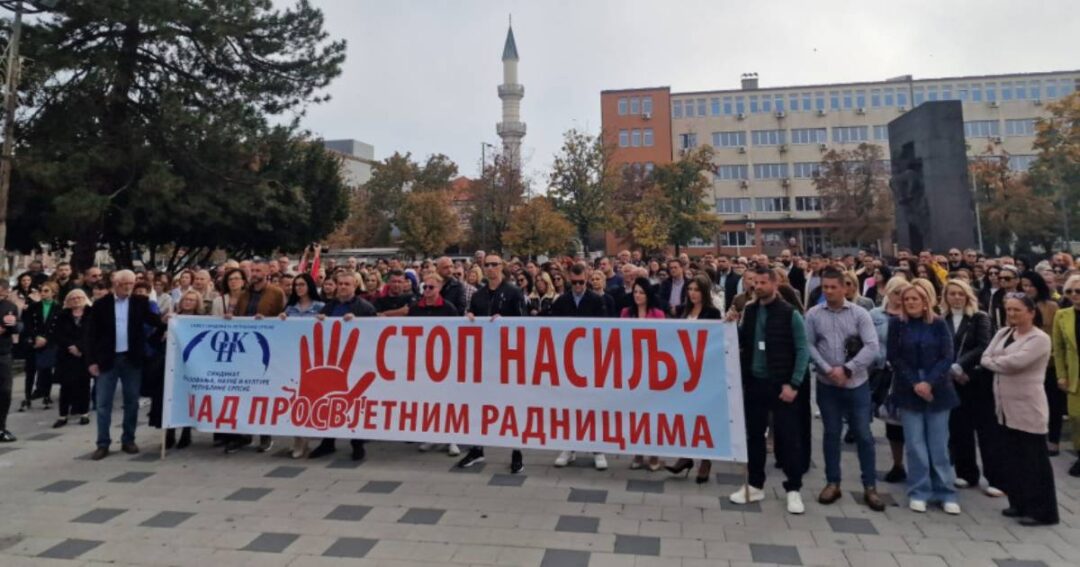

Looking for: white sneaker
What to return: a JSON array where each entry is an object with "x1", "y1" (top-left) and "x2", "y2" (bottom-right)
[
  {"x1": 593, "y1": 454, "x2": 608, "y2": 471},
  {"x1": 418, "y1": 443, "x2": 433, "y2": 452},
  {"x1": 954, "y1": 478, "x2": 970, "y2": 488},
  {"x1": 447, "y1": 443, "x2": 461, "y2": 457},
  {"x1": 909, "y1": 499, "x2": 927, "y2": 513},
  {"x1": 786, "y1": 491, "x2": 805, "y2": 514},
  {"x1": 984, "y1": 486, "x2": 1005, "y2": 497},
  {"x1": 554, "y1": 451, "x2": 575, "y2": 467},
  {"x1": 943, "y1": 502, "x2": 961, "y2": 515},
  {"x1": 729, "y1": 485, "x2": 766, "y2": 504}
]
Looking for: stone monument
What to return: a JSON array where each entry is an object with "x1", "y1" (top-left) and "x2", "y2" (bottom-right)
[{"x1": 888, "y1": 101, "x2": 978, "y2": 252}]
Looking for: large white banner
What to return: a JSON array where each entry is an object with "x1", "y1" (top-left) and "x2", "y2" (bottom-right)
[{"x1": 164, "y1": 316, "x2": 746, "y2": 461}]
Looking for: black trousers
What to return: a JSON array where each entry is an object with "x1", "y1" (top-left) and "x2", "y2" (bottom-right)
[
  {"x1": 316, "y1": 438, "x2": 365, "y2": 451},
  {"x1": 773, "y1": 372, "x2": 812, "y2": 475},
  {"x1": 745, "y1": 378, "x2": 803, "y2": 491},
  {"x1": 1046, "y1": 368, "x2": 1066, "y2": 445},
  {"x1": 885, "y1": 423, "x2": 905, "y2": 442},
  {"x1": 56, "y1": 357, "x2": 91, "y2": 417},
  {"x1": 1002, "y1": 426, "x2": 1059, "y2": 524},
  {"x1": 0, "y1": 354, "x2": 12, "y2": 430},
  {"x1": 949, "y1": 383, "x2": 1005, "y2": 487}
]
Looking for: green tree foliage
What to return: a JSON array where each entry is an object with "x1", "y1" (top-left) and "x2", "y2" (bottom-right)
[
  {"x1": 1029, "y1": 91, "x2": 1080, "y2": 244},
  {"x1": 467, "y1": 154, "x2": 525, "y2": 253},
  {"x1": 547, "y1": 129, "x2": 615, "y2": 252},
  {"x1": 397, "y1": 191, "x2": 460, "y2": 258},
  {"x1": 970, "y1": 147, "x2": 1058, "y2": 255},
  {"x1": 502, "y1": 197, "x2": 573, "y2": 259},
  {"x1": 814, "y1": 144, "x2": 893, "y2": 247},
  {"x1": 363, "y1": 151, "x2": 458, "y2": 237},
  {"x1": 4, "y1": 0, "x2": 347, "y2": 269},
  {"x1": 652, "y1": 146, "x2": 722, "y2": 254}
]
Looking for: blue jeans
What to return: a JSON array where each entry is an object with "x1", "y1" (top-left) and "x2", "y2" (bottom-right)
[
  {"x1": 817, "y1": 380, "x2": 877, "y2": 488},
  {"x1": 900, "y1": 408, "x2": 956, "y2": 504},
  {"x1": 95, "y1": 354, "x2": 142, "y2": 449}
]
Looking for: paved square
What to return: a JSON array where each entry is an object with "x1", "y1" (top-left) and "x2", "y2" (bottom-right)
[{"x1": 0, "y1": 382, "x2": 1077, "y2": 567}]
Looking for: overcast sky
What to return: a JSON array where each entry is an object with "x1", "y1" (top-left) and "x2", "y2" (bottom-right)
[{"x1": 296, "y1": 0, "x2": 1079, "y2": 184}]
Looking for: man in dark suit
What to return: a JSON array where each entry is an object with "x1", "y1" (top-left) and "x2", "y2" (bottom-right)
[
  {"x1": 658, "y1": 259, "x2": 689, "y2": 316},
  {"x1": 85, "y1": 270, "x2": 165, "y2": 460},
  {"x1": 713, "y1": 254, "x2": 741, "y2": 311},
  {"x1": 551, "y1": 264, "x2": 608, "y2": 318}
]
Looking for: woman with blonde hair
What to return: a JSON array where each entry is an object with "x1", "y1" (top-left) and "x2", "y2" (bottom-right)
[
  {"x1": 910, "y1": 278, "x2": 941, "y2": 314},
  {"x1": 1052, "y1": 274, "x2": 1080, "y2": 478},
  {"x1": 887, "y1": 282, "x2": 960, "y2": 514},
  {"x1": 942, "y1": 279, "x2": 1001, "y2": 495},
  {"x1": 529, "y1": 271, "x2": 557, "y2": 317},
  {"x1": 157, "y1": 289, "x2": 205, "y2": 449},
  {"x1": 843, "y1": 271, "x2": 875, "y2": 311},
  {"x1": 51, "y1": 289, "x2": 92, "y2": 428}
]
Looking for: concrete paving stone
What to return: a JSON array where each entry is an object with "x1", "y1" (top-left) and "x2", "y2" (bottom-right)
[
  {"x1": 37, "y1": 480, "x2": 85, "y2": 493},
  {"x1": 139, "y1": 511, "x2": 196, "y2": 529},
  {"x1": 324, "y1": 504, "x2": 372, "y2": 521},
  {"x1": 951, "y1": 540, "x2": 1011, "y2": 559},
  {"x1": 71, "y1": 508, "x2": 127, "y2": 524},
  {"x1": 567, "y1": 487, "x2": 607, "y2": 503},
  {"x1": 109, "y1": 471, "x2": 155, "y2": 483},
  {"x1": 718, "y1": 498, "x2": 762, "y2": 513},
  {"x1": 857, "y1": 534, "x2": 911, "y2": 553},
  {"x1": 993, "y1": 561, "x2": 1049, "y2": 567},
  {"x1": 448, "y1": 462, "x2": 486, "y2": 473},
  {"x1": 224, "y1": 487, "x2": 273, "y2": 501},
  {"x1": 264, "y1": 465, "x2": 305, "y2": 478},
  {"x1": 325, "y1": 458, "x2": 364, "y2": 469},
  {"x1": 26, "y1": 432, "x2": 61, "y2": 441},
  {"x1": 449, "y1": 543, "x2": 502, "y2": 564},
  {"x1": 828, "y1": 516, "x2": 879, "y2": 535},
  {"x1": 36, "y1": 538, "x2": 103, "y2": 559},
  {"x1": 638, "y1": 519, "x2": 683, "y2": 538},
  {"x1": 241, "y1": 532, "x2": 300, "y2": 553},
  {"x1": 555, "y1": 514, "x2": 600, "y2": 534},
  {"x1": 614, "y1": 534, "x2": 661, "y2": 556},
  {"x1": 1001, "y1": 543, "x2": 1066, "y2": 563},
  {"x1": 489, "y1": 473, "x2": 526, "y2": 487},
  {"x1": 321, "y1": 536, "x2": 378, "y2": 558},
  {"x1": 797, "y1": 545, "x2": 851, "y2": 566},
  {"x1": 894, "y1": 554, "x2": 951, "y2": 567},
  {"x1": 129, "y1": 452, "x2": 160, "y2": 462},
  {"x1": 750, "y1": 543, "x2": 802, "y2": 565},
  {"x1": 398, "y1": 507, "x2": 446, "y2": 525},
  {"x1": 660, "y1": 537, "x2": 707, "y2": 558},
  {"x1": 850, "y1": 490, "x2": 899, "y2": 507},
  {"x1": 627, "y1": 479, "x2": 665, "y2": 493},
  {"x1": 540, "y1": 548, "x2": 589, "y2": 567},
  {"x1": 0, "y1": 535, "x2": 23, "y2": 552},
  {"x1": 713, "y1": 472, "x2": 745, "y2": 486},
  {"x1": 811, "y1": 530, "x2": 864, "y2": 550},
  {"x1": 846, "y1": 549, "x2": 902, "y2": 567}
]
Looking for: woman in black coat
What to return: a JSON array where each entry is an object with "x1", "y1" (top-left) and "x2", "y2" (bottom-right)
[
  {"x1": 24, "y1": 281, "x2": 62, "y2": 410},
  {"x1": 666, "y1": 274, "x2": 723, "y2": 482},
  {"x1": 50, "y1": 289, "x2": 92, "y2": 427}
]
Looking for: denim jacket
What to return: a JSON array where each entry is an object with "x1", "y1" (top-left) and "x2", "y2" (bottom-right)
[{"x1": 886, "y1": 317, "x2": 959, "y2": 412}]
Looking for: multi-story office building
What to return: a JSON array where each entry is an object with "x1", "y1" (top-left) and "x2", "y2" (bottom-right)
[{"x1": 601, "y1": 70, "x2": 1079, "y2": 256}]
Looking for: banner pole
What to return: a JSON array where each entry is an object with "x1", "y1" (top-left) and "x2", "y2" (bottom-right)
[
  {"x1": 743, "y1": 464, "x2": 750, "y2": 502},
  {"x1": 160, "y1": 428, "x2": 166, "y2": 460}
]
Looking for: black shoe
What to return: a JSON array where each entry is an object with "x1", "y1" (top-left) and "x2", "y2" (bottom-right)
[
  {"x1": 1068, "y1": 459, "x2": 1080, "y2": 478},
  {"x1": 1018, "y1": 517, "x2": 1058, "y2": 526},
  {"x1": 165, "y1": 429, "x2": 176, "y2": 450},
  {"x1": 308, "y1": 441, "x2": 337, "y2": 459},
  {"x1": 884, "y1": 466, "x2": 907, "y2": 483},
  {"x1": 212, "y1": 435, "x2": 227, "y2": 447},
  {"x1": 17, "y1": 400, "x2": 29, "y2": 412},
  {"x1": 351, "y1": 442, "x2": 366, "y2": 461},
  {"x1": 52, "y1": 418, "x2": 67, "y2": 429},
  {"x1": 79, "y1": 415, "x2": 90, "y2": 425},
  {"x1": 0, "y1": 430, "x2": 16, "y2": 443},
  {"x1": 42, "y1": 397, "x2": 52, "y2": 410},
  {"x1": 844, "y1": 429, "x2": 856, "y2": 444},
  {"x1": 177, "y1": 428, "x2": 191, "y2": 449},
  {"x1": 91, "y1": 447, "x2": 109, "y2": 460},
  {"x1": 224, "y1": 441, "x2": 243, "y2": 454},
  {"x1": 510, "y1": 450, "x2": 524, "y2": 474},
  {"x1": 456, "y1": 447, "x2": 485, "y2": 468},
  {"x1": 1002, "y1": 507, "x2": 1023, "y2": 518},
  {"x1": 665, "y1": 459, "x2": 693, "y2": 477}
]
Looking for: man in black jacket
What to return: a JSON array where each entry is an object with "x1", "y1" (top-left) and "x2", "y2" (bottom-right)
[
  {"x1": 85, "y1": 270, "x2": 165, "y2": 460},
  {"x1": 714, "y1": 254, "x2": 741, "y2": 311},
  {"x1": 436, "y1": 256, "x2": 467, "y2": 314},
  {"x1": 308, "y1": 271, "x2": 376, "y2": 461},
  {"x1": 658, "y1": 259, "x2": 689, "y2": 316},
  {"x1": 0, "y1": 280, "x2": 22, "y2": 442},
  {"x1": 456, "y1": 254, "x2": 528, "y2": 473}
]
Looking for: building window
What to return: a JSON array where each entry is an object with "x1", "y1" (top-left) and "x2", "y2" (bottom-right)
[
  {"x1": 716, "y1": 198, "x2": 752, "y2": 214},
  {"x1": 856, "y1": 90, "x2": 866, "y2": 108},
  {"x1": 679, "y1": 133, "x2": 698, "y2": 149},
  {"x1": 697, "y1": 98, "x2": 707, "y2": 117},
  {"x1": 735, "y1": 96, "x2": 745, "y2": 114},
  {"x1": 751, "y1": 129, "x2": 786, "y2": 146},
  {"x1": 871, "y1": 89, "x2": 882, "y2": 108},
  {"x1": 843, "y1": 90, "x2": 853, "y2": 109},
  {"x1": 762, "y1": 96, "x2": 772, "y2": 113},
  {"x1": 1008, "y1": 155, "x2": 1037, "y2": 171},
  {"x1": 1005, "y1": 119, "x2": 1037, "y2": 137},
  {"x1": 971, "y1": 84, "x2": 983, "y2": 102},
  {"x1": 795, "y1": 196, "x2": 822, "y2": 211},
  {"x1": 1029, "y1": 80, "x2": 1041, "y2": 100},
  {"x1": 928, "y1": 86, "x2": 939, "y2": 102},
  {"x1": 804, "y1": 92, "x2": 813, "y2": 111},
  {"x1": 913, "y1": 86, "x2": 925, "y2": 106},
  {"x1": 755, "y1": 197, "x2": 791, "y2": 212},
  {"x1": 672, "y1": 100, "x2": 682, "y2": 118},
  {"x1": 986, "y1": 83, "x2": 997, "y2": 102},
  {"x1": 897, "y1": 90, "x2": 908, "y2": 107},
  {"x1": 723, "y1": 96, "x2": 733, "y2": 115},
  {"x1": 684, "y1": 99, "x2": 694, "y2": 117},
  {"x1": 830, "y1": 91, "x2": 840, "y2": 110},
  {"x1": 958, "y1": 85, "x2": 969, "y2": 101},
  {"x1": 789, "y1": 94, "x2": 799, "y2": 112},
  {"x1": 941, "y1": 85, "x2": 952, "y2": 100},
  {"x1": 618, "y1": 130, "x2": 629, "y2": 148},
  {"x1": 964, "y1": 120, "x2": 1000, "y2": 137},
  {"x1": 642, "y1": 96, "x2": 653, "y2": 115},
  {"x1": 710, "y1": 97, "x2": 720, "y2": 116},
  {"x1": 618, "y1": 98, "x2": 628, "y2": 115},
  {"x1": 630, "y1": 97, "x2": 640, "y2": 114},
  {"x1": 1045, "y1": 82, "x2": 1057, "y2": 99},
  {"x1": 631, "y1": 129, "x2": 641, "y2": 147},
  {"x1": 873, "y1": 125, "x2": 889, "y2": 141},
  {"x1": 791, "y1": 128, "x2": 827, "y2": 144},
  {"x1": 715, "y1": 164, "x2": 749, "y2": 180},
  {"x1": 712, "y1": 131, "x2": 746, "y2": 147},
  {"x1": 793, "y1": 162, "x2": 821, "y2": 178},
  {"x1": 754, "y1": 163, "x2": 789, "y2": 179},
  {"x1": 749, "y1": 95, "x2": 759, "y2": 113},
  {"x1": 720, "y1": 231, "x2": 751, "y2": 247},
  {"x1": 884, "y1": 87, "x2": 895, "y2": 106},
  {"x1": 643, "y1": 128, "x2": 654, "y2": 147},
  {"x1": 832, "y1": 126, "x2": 869, "y2": 143}
]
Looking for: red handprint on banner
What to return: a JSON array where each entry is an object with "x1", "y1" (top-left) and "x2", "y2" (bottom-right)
[{"x1": 283, "y1": 320, "x2": 375, "y2": 429}]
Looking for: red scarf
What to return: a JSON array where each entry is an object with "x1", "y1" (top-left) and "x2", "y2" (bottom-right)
[{"x1": 416, "y1": 294, "x2": 445, "y2": 308}]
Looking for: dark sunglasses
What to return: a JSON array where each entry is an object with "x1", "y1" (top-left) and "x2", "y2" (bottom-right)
[
  {"x1": 570, "y1": 280, "x2": 587, "y2": 286},
  {"x1": 423, "y1": 284, "x2": 438, "y2": 290},
  {"x1": 484, "y1": 262, "x2": 502, "y2": 268},
  {"x1": 999, "y1": 275, "x2": 1015, "y2": 282},
  {"x1": 1064, "y1": 289, "x2": 1080, "y2": 295}
]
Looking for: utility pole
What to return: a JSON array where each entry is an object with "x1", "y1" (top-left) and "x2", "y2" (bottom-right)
[{"x1": 0, "y1": 0, "x2": 23, "y2": 276}]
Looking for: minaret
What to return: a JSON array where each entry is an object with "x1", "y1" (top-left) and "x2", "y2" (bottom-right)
[{"x1": 497, "y1": 19, "x2": 525, "y2": 171}]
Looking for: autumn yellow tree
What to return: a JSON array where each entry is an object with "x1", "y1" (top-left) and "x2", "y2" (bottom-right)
[
  {"x1": 625, "y1": 185, "x2": 672, "y2": 255},
  {"x1": 502, "y1": 197, "x2": 574, "y2": 259},
  {"x1": 814, "y1": 143, "x2": 893, "y2": 247},
  {"x1": 970, "y1": 148, "x2": 1057, "y2": 254},
  {"x1": 397, "y1": 191, "x2": 460, "y2": 258},
  {"x1": 1029, "y1": 91, "x2": 1080, "y2": 245}
]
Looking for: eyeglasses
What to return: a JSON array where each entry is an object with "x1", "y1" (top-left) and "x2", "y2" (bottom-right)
[
  {"x1": 423, "y1": 284, "x2": 438, "y2": 291},
  {"x1": 570, "y1": 280, "x2": 587, "y2": 286},
  {"x1": 1064, "y1": 289, "x2": 1080, "y2": 295},
  {"x1": 484, "y1": 262, "x2": 502, "y2": 268}
]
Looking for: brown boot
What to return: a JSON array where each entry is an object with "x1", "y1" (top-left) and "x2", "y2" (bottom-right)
[
  {"x1": 121, "y1": 443, "x2": 139, "y2": 455},
  {"x1": 864, "y1": 487, "x2": 886, "y2": 511},
  {"x1": 91, "y1": 447, "x2": 109, "y2": 461},
  {"x1": 818, "y1": 483, "x2": 842, "y2": 505}
]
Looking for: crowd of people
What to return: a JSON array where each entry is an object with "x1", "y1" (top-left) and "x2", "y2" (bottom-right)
[{"x1": 0, "y1": 245, "x2": 1078, "y2": 526}]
